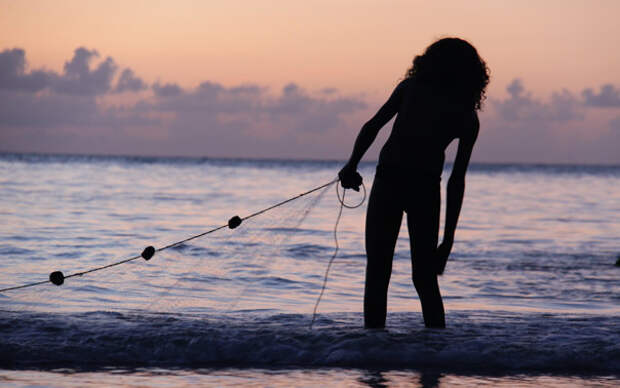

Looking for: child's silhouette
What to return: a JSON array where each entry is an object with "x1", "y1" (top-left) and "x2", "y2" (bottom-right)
[{"x1": 339, "y1": 38, "x2": 490, "y2": 328}]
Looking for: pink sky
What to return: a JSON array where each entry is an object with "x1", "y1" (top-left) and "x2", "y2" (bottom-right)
[{"x1": 1, "y1": 1, "x2": 619, "y2": 163}]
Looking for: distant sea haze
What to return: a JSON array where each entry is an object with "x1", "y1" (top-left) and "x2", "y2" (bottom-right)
[{"x1": 1, "y1": 151, "x2": 619, "y2": 168}]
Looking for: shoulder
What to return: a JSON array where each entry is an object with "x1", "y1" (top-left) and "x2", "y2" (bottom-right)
[
  {"x1": 388, "y1": 78, "x2": 415, "y2": 108},
  {"x1": 393, "y1": 78, "x2": 413, "y2": 96},
  {"x1": 383, "y1": 79, "x2": 411, "y2": 110},
  {"x1": 397, "y1": 77, "x2": 412, "y2": 89},
  {"x1": 398, "y1": 77, "x2": 416, "y2": 93}
]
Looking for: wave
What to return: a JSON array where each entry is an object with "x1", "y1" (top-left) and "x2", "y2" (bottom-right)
[{"x1": 1, "y1": 310, "x2": 618, "y2": 372}]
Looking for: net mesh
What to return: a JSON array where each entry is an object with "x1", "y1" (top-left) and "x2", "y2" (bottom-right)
[{"x1": 1, "y1": 181, "x2": 337, "y2": 315}]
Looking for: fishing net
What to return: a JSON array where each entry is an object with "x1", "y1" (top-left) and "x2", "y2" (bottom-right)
[{"x1": 0, "y1": 179, "x2": 365, "y2": 319}]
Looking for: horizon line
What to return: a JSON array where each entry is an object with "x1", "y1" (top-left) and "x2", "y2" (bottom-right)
[{"x1": 1, "y1": 150, "x2": 619, "y2": 168}]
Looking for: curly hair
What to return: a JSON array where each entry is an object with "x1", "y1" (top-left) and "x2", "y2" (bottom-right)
[{"x1": 405, "y1": 38, "x2": 490, "y2": 110}]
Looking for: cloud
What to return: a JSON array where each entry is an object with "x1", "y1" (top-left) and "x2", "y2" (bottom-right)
[
  {"x1": 1, "y1": 47, "x2": 619, "y2": 163},
  {"x1": 51, "y1": 47, "x2": 118, "y2": 95},
  {"x1": 582, "y1": 84, "x2": 620, "y2": 107},
  {"x1": 114, "y1": 68, "x2": 147, "y2": 93},
  {"x1": 136, "y1": 80, "x2": 367, "y2": 157},
  {"x1": 475, "y1": 78, "x2": 619, "y2": 164},
  {"x1": 610, "y1": 116, "x2": 620, "y2": 132},
  {"x1": 152, "y1": 82, "x2": 184, "y2": 97},
  {"x1": 0, "y1": 48, "x2": 53, "y2": 92},
  {"x1": 0, "y1": 47, "x2": 153, "y2": 131},
  {"x1": 145, "y1": 80, "x2": 365, "y2": 132},
  {"x1": 0, "y1": 90, "x2": 98, "y2": 128},
  {"x1": 0, "y1": 46, "x2": 149, "y2": 97},
  {"x1": 493, "y1": 79, "x2": 583, "y2": 122},
  {"x1": 0, "y1": 47, "x2": 368, "y2": 158},
  {"x1": 320, "y1": 87, "x2": 338, "y2": 95}
]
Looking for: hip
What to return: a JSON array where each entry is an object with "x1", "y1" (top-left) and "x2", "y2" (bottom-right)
[{"x1": 372, "y1": 166, "x2": 440, "y2": 213}]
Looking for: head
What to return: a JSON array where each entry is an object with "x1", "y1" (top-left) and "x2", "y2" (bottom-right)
[{"x1": 406, "y1": 38, "x2": 490, "y2": 110}]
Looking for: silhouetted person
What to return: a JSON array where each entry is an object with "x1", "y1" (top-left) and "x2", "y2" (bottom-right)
[{"x1": 339, "y1": 38, "x2": 489, "y2": 328}]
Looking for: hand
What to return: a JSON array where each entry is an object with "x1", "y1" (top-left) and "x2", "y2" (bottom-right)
[
  {"x1": 338, "y1": 164, "x2": 362, "y2": 192},
  {"x1": 435, "y1": 239, "x2": 453, "y2": 275}
]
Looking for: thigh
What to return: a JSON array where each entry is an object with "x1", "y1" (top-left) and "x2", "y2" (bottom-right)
[
  {"x1": 365, "y1": 176, "x2": 403, "y2": 265},
  {"x1": 406, "y1": 182, "x2": 440, "y2": 272}
]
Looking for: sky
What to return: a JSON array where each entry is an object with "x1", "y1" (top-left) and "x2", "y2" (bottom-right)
[{"x1": 1, "y1": 0, "x2": 619, "y2": 164}]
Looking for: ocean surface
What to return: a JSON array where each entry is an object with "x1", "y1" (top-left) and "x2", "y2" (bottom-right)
[{"x1": 0, "y1": 153, "x2": 618, "y2": 387}]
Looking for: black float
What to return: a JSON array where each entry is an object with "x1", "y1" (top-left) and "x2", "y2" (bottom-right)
[
  {"x1": 0, "y1": 179, "x2": 341, "y2": 294},
  {"x1": 228, "y1": 215, "x2": 242, "y2": 229},
  {"x1": 49, "y1": 271, "x2": 64, "y2": 286},
  {"x1": 141, "y1": 246, "x2": 156, "y2": 261}
]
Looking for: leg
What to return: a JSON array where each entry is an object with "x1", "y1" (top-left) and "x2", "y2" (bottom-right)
[
  {"x1": 407, "y1": 182, "x2": 445, "y2": 328},
  {"x1": 364, "y1": 177, "x2": 403, "y2": 328}
]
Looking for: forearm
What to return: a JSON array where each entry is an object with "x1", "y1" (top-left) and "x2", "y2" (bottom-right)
[
  {"x1": 444, "y1": 178, "x2": 465, "y2": 242},
  {"x1": 346, "y1": 121, "x2": 380, "y2": 168}
]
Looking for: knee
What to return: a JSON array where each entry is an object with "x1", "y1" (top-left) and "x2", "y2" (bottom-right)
[
  {"x1": 365, "y1": 256, "x2": 393, "y2": 280},
  {"x1": 411, "y1": 268, "x2": 438, "y2": 290},
  {"x1": 412, "y1": 261, "x2": 435, "y2": 281}
]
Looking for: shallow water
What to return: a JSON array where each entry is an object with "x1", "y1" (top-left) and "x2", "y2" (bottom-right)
[
  {"x1": 1, "y1": 154, "x2": 619, "y2": 385},
  {"x1": 2, "y1": 369, "x2": 619, "y2": 388},
  {"x1": 2, "y1": 310, "x2": 619, "y2": 373}
]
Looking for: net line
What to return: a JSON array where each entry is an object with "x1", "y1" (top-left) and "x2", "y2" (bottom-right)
[{"x1": 0, "y1": 178, "x2": 341, "y2": 294}]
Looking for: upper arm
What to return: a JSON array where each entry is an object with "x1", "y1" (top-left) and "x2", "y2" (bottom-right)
[
  {"x1": 450, "y1": 112, "x2": 479, "y2": 182},
  {"x1": 365, "y1": 79, "x2": 407, "y2": 132}
]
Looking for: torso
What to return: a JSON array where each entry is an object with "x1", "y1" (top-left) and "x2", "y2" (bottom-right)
[{"x1": 378, "y1": 79, "x2": 477, "y2": 179}]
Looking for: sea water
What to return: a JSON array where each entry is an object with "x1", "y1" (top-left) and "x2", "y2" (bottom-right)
[{"x1": 0, "y1": 154, "x2": 618, "y2": 387}]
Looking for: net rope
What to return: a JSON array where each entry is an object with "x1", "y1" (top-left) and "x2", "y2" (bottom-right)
[{"x1": 0, "y1": 178, "x2": 366, "y2": 319}]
